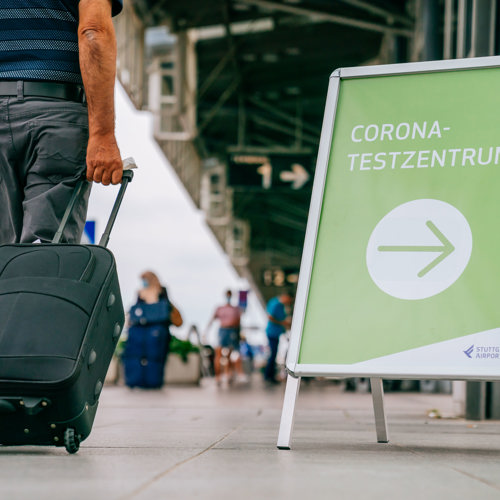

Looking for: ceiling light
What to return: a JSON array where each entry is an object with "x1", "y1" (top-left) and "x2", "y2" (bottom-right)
[
  {"x1": 262, "y1": 53, "x2": 279, "y2": 63},
  {"x1": 242, "y1": 53, "x2": 258, "y2": 62},
  {"x1": 233, "y1": 2, "x2": 251, "y2": 10}
]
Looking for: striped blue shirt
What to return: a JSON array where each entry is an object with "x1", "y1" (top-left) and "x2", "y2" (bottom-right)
[{"x1": 0, "y1": 0, "x2": 123, "y2": 84}]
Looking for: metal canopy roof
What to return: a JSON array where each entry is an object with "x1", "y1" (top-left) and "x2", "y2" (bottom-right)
[
  {"x1": 135, "y1": 0, "x2": 411, "y2": 151},
  {"x1": 134, "y1": 0, "x2": 412, "y2": 34},
  {"x1": 130, "y1": 0, "x2": 414, "y2": 302}
]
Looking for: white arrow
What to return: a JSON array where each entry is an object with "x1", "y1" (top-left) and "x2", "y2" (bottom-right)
[
  {"x1": 279, "y1": 163, "x2": 310, "y2": 189},
  {"x1": 257, "y1": 161, "x2": 272, "y2": 189}
]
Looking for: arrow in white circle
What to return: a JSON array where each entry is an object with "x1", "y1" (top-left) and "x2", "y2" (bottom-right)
[
  {"x1": 377, "y1": 220, "x2": 455, "y2": 278},
  {"x1": 279, "y1": 163, "x2": 310, "y2": 189}
]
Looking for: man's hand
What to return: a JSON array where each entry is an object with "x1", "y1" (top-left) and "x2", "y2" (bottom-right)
[
  {"x1": 79, "y1": 0, "x2": 121, "y2": 185},
  {"x1": 86, "y1": 133, "x2": 123, "y2": 185}
]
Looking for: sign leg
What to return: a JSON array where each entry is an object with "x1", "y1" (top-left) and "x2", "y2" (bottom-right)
[
  {"x1": 277, "y1": 374, "x2": 301, "y2": 450},
  {"x1": 370, "y1": 378, "x2": 389, "y2": 443}
]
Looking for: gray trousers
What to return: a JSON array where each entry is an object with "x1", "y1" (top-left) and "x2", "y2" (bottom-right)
[{"x1": 0, "y1": 96, "x2": 90, "y2": 244}]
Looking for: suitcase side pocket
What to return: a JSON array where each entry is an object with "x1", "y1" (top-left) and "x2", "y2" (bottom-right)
[{"x1": 0, "y1": 278, "x2": 100, "y2": 382}]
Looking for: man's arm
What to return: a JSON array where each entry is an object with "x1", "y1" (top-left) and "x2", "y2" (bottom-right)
[
  {"x1": 267, "y1": 314, "x2": 291, "y2": 328},
  {"x1": 78, "y1": 0, "x2": 122, "y2": 185},
  {"x1": 267, "y1": 301, "x2": 291, "y2": 328}
]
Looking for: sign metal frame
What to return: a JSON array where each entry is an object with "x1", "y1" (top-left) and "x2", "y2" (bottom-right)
[
  {"x1": 286, "y1": 55, "x2": 500, "y2": 382},
  {"x1": 278, "y1": 55, "x2": 500, "y2": 450}
]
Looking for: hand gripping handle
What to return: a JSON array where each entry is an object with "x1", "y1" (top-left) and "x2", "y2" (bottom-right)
[{"x1": 52, "y1": 158, "x2": 136, "y2": 246}]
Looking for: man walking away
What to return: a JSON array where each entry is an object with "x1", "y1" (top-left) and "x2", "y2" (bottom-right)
[
  {"x1": 0, "y1": 0, "x2": 123, "y2": 245},
  {"x1": 264, "y1": 291, "x2": 294, "y2": 384}
]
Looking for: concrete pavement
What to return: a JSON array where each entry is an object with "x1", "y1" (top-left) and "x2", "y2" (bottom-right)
[{"x1": 1, "y1": 375, "x2": 500, "y2": 500}]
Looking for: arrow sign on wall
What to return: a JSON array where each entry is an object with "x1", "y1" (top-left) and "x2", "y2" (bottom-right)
[
  {"x1": 279, "y1": 163, "x2": 310, "y2": 189},
  {"x1": 257, "y1": 161, "x2": 273, "y2": 189},
  {"x1": 377, "y1": 220, "x2": 455, "y2": 278}
]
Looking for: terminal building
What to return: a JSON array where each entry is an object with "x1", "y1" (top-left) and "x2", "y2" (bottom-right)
[{"x1": 114, "y1": 0, "x2": 500, "y2": 418}]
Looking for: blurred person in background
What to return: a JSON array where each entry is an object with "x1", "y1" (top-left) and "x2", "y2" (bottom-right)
[
  {"x1": 264, "y1": 291, "x2": 294, "y2": 385},
  {"x1": 123, "y1": 271, "x2": 183, "y2": 389},
  {"x1": 138, "y1": 271, "x2": 169, "y2": 304},
  {"x1": 136, "y1": 270, "x2": 183, "y2": 344},
  {"x1": 207, "y1": 290, "x2": 247, "y2": 385}
]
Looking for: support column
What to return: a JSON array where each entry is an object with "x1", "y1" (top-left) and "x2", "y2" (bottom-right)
[
  {"x1": 465, "y1": 0, "x2": 500, "y2": 421},
  {"x1": 470, "y1": 0, "x2": 496, "y2": 57},
  {"x1": 466, "y1": 381, "x2": 487, "y2": 420},
  {"x1": 421, "y1": 0, "x2": 442, "y2": 60},
  {"x1": 412, "y1": 0, "x2": 442, "y2": 61}
]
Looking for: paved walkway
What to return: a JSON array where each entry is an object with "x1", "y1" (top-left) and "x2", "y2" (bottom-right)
[{"x1": 1, "y1": 376, "x2": 500, "y2": 500}]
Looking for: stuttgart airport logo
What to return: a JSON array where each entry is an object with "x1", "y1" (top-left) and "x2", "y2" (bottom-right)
[{"x1": 463, "y1": 345, "x2": 474, "y2": 359}]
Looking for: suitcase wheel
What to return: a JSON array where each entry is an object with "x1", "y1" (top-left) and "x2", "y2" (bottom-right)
[{"x1": 64, "y1": 428, "x2": 80, "y2": 454}]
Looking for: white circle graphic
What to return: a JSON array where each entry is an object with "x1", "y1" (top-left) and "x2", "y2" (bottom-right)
[{"x1": 366, "y1": 199, "x2": 472, "y2": 300}]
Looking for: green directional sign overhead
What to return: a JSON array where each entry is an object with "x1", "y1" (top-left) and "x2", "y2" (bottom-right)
[{"x1": 288, "y1": 57, "x2": 500, "y2": 378}]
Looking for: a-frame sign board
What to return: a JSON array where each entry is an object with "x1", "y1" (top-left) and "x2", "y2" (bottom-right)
[{"x1": 278, "y1": 56, "x2": 500, "y2": 449}]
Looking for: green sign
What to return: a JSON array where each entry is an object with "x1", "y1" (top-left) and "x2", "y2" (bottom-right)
[{"x1": 288, "y1": 57, "x2": 500, "y2": 379}]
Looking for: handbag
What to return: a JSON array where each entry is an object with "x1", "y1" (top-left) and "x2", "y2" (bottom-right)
[{"x1": 129, "y1": 300, "x2": 170, "y2": 326}]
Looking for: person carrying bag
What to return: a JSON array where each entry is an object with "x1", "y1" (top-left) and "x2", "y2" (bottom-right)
[{"x1": 123, "y1": 271, "x2": 183, "y2": 388}]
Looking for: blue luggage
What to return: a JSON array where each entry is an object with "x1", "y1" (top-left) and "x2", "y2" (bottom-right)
[
  {"x1": 129, "y1": 301, "x2": 170, "y2": 326},
  {"x1": 123, "y1": 301, "x2": 171, "y2": 388}
]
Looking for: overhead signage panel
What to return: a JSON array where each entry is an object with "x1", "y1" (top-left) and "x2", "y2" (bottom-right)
[{"x1": 228, "y1": 153, "x2": 313, "y2": 191}]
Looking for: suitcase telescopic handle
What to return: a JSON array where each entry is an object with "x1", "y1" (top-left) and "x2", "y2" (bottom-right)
[
  {"x1": 52, "y1": 158, "x2": 136, "y2": 246},
  {"x1": 98, "y1": 167, "x2": 134, "y2": 247}
]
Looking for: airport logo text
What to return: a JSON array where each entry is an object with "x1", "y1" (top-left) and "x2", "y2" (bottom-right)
[{"x1": 463, "y1": 345, "x2": 500, "y2": 359}]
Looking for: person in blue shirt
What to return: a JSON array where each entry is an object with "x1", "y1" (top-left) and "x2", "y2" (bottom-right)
[
  {"x1": 0, "y1": 0, "x2": 123, "y2": 244},
  {"x1": 264, "y1": 291, "x2": 294, "y2": 384}
]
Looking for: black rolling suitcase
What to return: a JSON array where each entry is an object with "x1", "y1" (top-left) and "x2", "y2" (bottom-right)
[{"x1": 0, "y1": 167, "x2": 133, "y2": 453}]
